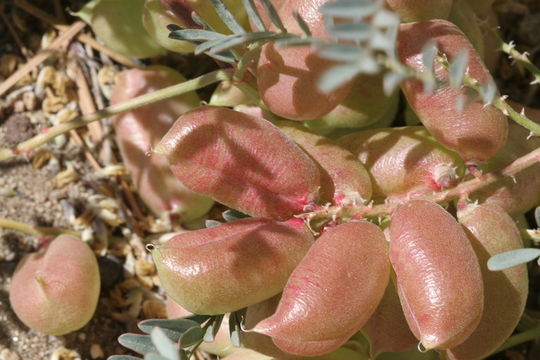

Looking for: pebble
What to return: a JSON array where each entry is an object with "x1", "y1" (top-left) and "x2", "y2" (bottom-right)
[{"x1": 90, "y1": 344, "x2": 104, "y2": 359}]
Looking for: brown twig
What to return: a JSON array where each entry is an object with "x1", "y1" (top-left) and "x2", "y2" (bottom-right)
[{"x1": 0, "y1": 21, "x2": 86, "y2": 97}]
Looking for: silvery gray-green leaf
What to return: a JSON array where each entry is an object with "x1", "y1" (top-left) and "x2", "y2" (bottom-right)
[
  {"x1": 203, "y1": 314, "x2": 225, "y2": 341},
  {"x1": 479, "y1": 81, "x2": 497, "y2": 105},
  {"x1": 222, "y1": 209, "x2": 249, "y2": 222},
  {"x1": 383, "y1": 72, "x2": 404, "y2": 96},
  {"x1": 293, "y1": 11, "x2": 312, "y2": 36},
  {"x1": 535, "y1": 206, "x2": 540, "y2": 228},
  {"x1": 210, "y1": 0, "x2": 246, "y2": 34},
  {"x1": 326, "y1": 22, "x2": 372, "y2": 41},
  {"x1": 319, "y1": 0, "x2": 377, "y2": 18},
  {"x1": 206, "y1": 219, "x2": 222, "y2": 228},
  {"x1": 169, "y1": 29, "x2": 226, "y2": 42},
  {"x1": 119, "y1": 334, "x2": 158, "y2": 355},
  {"x1": 421, "y1": 40, "x2": 437, "y2": 77},
  {"x1": 487, "y1": 248, "x2": 540, "y2": 271},
  {"x1": 228, "y1": 310, "x2": 245, "y2": 347},
  {"x1": 151, "y1": 328, "x2": 180, "y2": 360},
  {"x1": 138, "y1": 318, "x2": 202, "y2": 342},
  {"x1": 449, "y1": 50, "x2": 469, "y2": 88},
  {"x1": 191, "y1": 12, "x2": 213, "y2": 30},
  {"x1": 208, "y1": 32, "x2": 279, "y2": 54},
  {"x1": 275, "y1": 37, "x2": 320, "y2": 48},
  {"x1": 372, "y1": 8, "x2": 400, "y2": 27},
  {"x1": 319, "y1": 44, "x2": 364, "y2": 62},
  {"x1": 319, "y1": 63, "x2": 361, "y2": 93},
  {"x1": 179, "y1": 326, "x2": 206, "y2": 348},
  {"x1": 369, "y1": 30, "x2": 395, "y2": 54},
  {"x1": 242, "y1": 0, "x2": 266, "y2": 32},
  {"x1": 260, "y1": 0, "x2": 287, "y2": 33}
]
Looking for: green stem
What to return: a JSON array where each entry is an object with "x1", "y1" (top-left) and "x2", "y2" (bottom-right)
[
  {"x1": 0, "y1": 218, "x2": 80, "y2": 237},
  {"x1": 495, "y1": 323, "x2": 540, "y2": 353},
  {"x1": 0, "y1": 69, "x2": 231, "y2": 162}
]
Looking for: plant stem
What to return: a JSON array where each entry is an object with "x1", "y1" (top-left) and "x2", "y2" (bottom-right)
[
  {"x1": 0, "y1": 69, "x2": 231, "y2": 162},
  {"x1": 0, "y1": 218, "x2": 80, "y2": 237},
  {"x1": 495, "y1": 323, "x2": 540, "y2": 353},
  {"x1": 306, "y1": 146, "x2": 540, "y2": 221}
]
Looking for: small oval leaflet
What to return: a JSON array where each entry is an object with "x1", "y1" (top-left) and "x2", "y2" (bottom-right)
[
  {"x1": 487, "y1": 248, "x2": 540, "y2": 271},
  {"x1": 151, "y1": 327, "x2": 180, "y2": 360}
]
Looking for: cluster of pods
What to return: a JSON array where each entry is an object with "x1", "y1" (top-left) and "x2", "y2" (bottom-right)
[{"x1": 7, "y1": 0, "x2": 540, "y2": 359}]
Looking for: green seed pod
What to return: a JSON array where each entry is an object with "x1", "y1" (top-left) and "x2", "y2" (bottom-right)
[
  {"x1": 448, "y1": 0, "x2": 485, "y2": 58},
  {"x1": 91, "y1": 0, "x2": 164, "y2": 58},
  {"x1": 112, "y1": 67, "x2": 214, "y2": 221},
  {"x1": 385, "y1": 0, "x2": 453, "y2": 22},
  {"x1": 276, "y1": 121, "x2": 372, "y2": 205},
  {"x1": 389, "y1": 200, "x2": 484, "y2": 350},
  {"x1": 155, "y1": 106, "x2": 321, "y2": 220},
  {"x1": 338, "y1": 126, "x2": 465, "y2": 201},
  {"x1": 398, "y1": 20, "x2": 508, "y2": 163},
  {"x1": 150, "y1": 217, "x2": 314, "y2": 315},
  {"x1": 143, "y1": 0, "x2": 196, "y2": 53},
  {"x1": 9, "y1": 235, "x2": 100, "y2": 335},
  {"x1": 445, "y1": 204, "x2": 528, "y2": 360},
  {"x1": 254, "y1": 221, "x2": 390, "y2": 356}
]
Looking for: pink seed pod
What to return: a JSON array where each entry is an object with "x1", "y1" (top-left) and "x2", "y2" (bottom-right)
[
  {"x1": 385, "y1": 0, "x2": 453, "y2": 22},
  {"x1": 276, "y1": 121, "x2": 372, "y2": 206},
  {"x1": 9, "y1": 235, "x2": 100, "y2": 335},
  {"x1": 155, "y1": 106, "x2": 321, "y2": 220},
  {"x1": 445, "y1": 203, "x2": 528, "y2": 360},
  {"x1": 362, "y1": 279, "x2": 418, "y2": 357},
  {"x1": 389, "y1": 200, "x2": 484, "y2": 350},
  {"x1": 254, "y1": 221, "x2": 390, "y2": 356},
  {"x1": 112, "y1": 67, "x2": 214, "y2": 221},
  {"x1": 257, "y1": 0, "x2": 354, "y2": 121},
  {"x1": 474, "y1": 103, "x2": 540, "y2": 216},
  {"x1": 149, "y1": 217, "x2": 314, "y2": 315},
  {"x1": 337, "y1": 126, "x2": 465, "y2": 201},
  {"x1": 398, "y1": 20, "x2": 508, "y2": 163}
]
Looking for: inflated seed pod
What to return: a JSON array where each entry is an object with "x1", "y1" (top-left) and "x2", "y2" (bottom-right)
[
  {"x1": 474, "y1": 103, "x2": 540, "y2": 216},
  {"x1": 306, "y1": 74, "x2": 399, "y2": 132},
  {"x1": 276, "y1": 121, "x2": 372, "y2": 205},
  {"x1": 337, "y1": 126, "x2": 465, "y2": 201},
  {"x1": 398, "y1": 20, "x2": 508, "y2": 163},
  {"x1": 150, "y1": 217, "x2": 314, "y2": 315},
  {"x1": 112, "y1": 67, "x2": 214, "y2": 221},
  {"x1": 161, "y1": 0, "x2": 248, "y2": 35},
  {"x1": 362, "y1": 280, "x2": 418, "y2": 357},
  {"x1": 91, "y1": 0, "x2": 164, "y2": 58},
  {"x1": 254, "y1": 221, "x2": 390, "y2": 356},
  {"x1": 155, "y1": 106, "x2": 321, "y2": 220},
  {"x1": 9, "y1": 235, "x2": 100, "y2": 335},
  {"x1": 143, "y1": 0, "x2": 195, "y2": 53},
  {"x1": 385, "y1": 0, "x2": 453, "y2": 22},
  {"x1": 257, "y1": 0, "x2": 353, "y2": 121},
  {"x1": 445, "y1": 203, "x2": 528, "y2": 360},
  {"x1": 389, "y1": 200, "x2": 484, "y2": 350}
]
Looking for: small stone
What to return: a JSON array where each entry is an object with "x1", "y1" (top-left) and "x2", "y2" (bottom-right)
[
  {"x1": 2, "y1": 114, "x2": 34, "y2": 146},
  {"x1": 90, "y1": 344, "x2": 104, "y2": 359}
]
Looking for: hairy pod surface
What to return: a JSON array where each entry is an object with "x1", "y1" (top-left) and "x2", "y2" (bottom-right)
[
  {"x1": 257, "y1": 0, "x2": 353, "y2": 121},
  {"x1": 254, "y1": 221, "x2": 390, "y2": 355},
  {"x1": 112, "y1": 67, "x2": 214, "y2": 220},
  {"x1": 385, "y1": 0, "x2": 453, "y2": 22},
  {"x1": 337, "y1": 126, "x2": 465, "y2": 201},
  {"x1": 155, "y1": 106, "x2": 321, "y2": 220},
  {"x1": 150, "y1": 217, "x2": 314, "y2": 315},
  {"x1": 9, "y1": 235, "x2": 100, "y2": 335},
  {"x1": 389, "y1": 200, "x2": 484, "y2": 350},
  {"x1": 474, "y1": 103, "x2": 540, "y2": 216},
  {"x1": 362, "y1": 280, "x2": 418, "y2": 357},
  {"x1": 398, "y1": 20, "x2": 508, "y2": 163},
  {"x1": 445, "y1": 204, "x2": 528, "y2": 360},
  {"x1": 276, "y1": 121, "x2": 372, "y2": 205}
]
